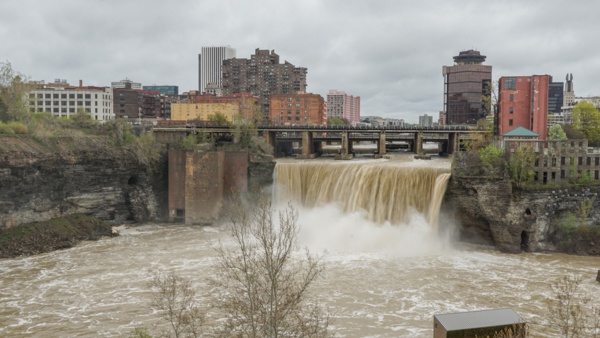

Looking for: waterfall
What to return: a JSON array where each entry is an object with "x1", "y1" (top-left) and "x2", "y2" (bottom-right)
[{"x1": 273, "y1": 161, "x2": 451, "y2": 228}]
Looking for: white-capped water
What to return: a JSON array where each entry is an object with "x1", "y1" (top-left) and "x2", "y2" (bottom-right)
[{"x1": 1, "y1": 155, "x2": 599, "y2": 337}]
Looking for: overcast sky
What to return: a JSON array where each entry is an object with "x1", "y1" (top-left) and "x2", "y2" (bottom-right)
[{"x1": 2, "y1": 0, "x2": 599, "y2": 123}]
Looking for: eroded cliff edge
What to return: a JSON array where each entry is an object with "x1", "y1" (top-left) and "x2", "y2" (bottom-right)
[
  {"x1": 445, "y1": 176, "x2": 600, "y2": 255},
  {"x1": 0, "y1": 136, "x2": 169, "y2": 231}
]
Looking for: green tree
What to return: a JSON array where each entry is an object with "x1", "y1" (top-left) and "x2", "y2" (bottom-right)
[
  {"x1": 0, "y1": 61, "x2": 33, "y2": 123},
  {"x1": 562, "y1": 123, "x2": 587, "y2": 140},
  {"x1": 549, "y1": 124, "x2": 568, "y2": 140},
  {"x1": 207, "y1": 111, "x2": 231, "y2": 126},
  {"x1": 508, "y1": 145, "x2": 536, "y2": 188},
  {"x1": 572, "y1": 101, "x2": 600, "y2": 146},
  {"x1": 327, "y1": 117, "x2": 345, "y2": 126},
  {"x1": 478, "y1": 144, "x2": 504, "y2": 177},
  {"x1": 71, "y1": 108, "x2": 99, "y2": 130}
]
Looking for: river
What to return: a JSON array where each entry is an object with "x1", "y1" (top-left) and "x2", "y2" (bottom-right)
[{"x1": 1, "y1": 156, "x2": 599, "y2": 337}]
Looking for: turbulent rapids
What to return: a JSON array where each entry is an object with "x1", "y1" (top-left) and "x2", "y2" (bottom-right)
[
  {"x1": 1, "y1": 157, "x2": 600, "y2": 337},
  {"x1": 274, "y1": 161, "x2": 451, "y2": 228}
]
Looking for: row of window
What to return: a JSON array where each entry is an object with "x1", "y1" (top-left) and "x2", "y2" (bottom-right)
[
  {"x1": 279, "y1": 110, "x2": 309, "y2": 115},
  {"x1": 30, "y1": 107, "x2": 110, "y2": 114},
  {"x1": 30, "y1": 93, "x2": 107, "y2": 99},
  {"x1": 535, "y1": 170, "x2": 600, "y2": 182},
  {"x1": 30, "y1": 100, "x2": 102, "y2": 106}
]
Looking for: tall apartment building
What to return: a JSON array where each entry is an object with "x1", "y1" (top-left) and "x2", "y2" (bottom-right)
[
  {"x1": 419, "y1": 114, "x2": 433, "y2": 127},
  {"x1": 497, "y1": 75, "x2": 551, "y2": 140},
  {"x1": 442, "y1": 50, "x2": 492, "y2": 125},
  {"x1": 326, "y1": 90, "x2": 360, "y2": 125},
  {"x1": 29, "y1": 80, "x2": 114, "y2": 122},
  {"x1": 269, "y1": 93, "x2": 326, "y2": 125},
  {"x1": 221, "y1": 48, "x2": 307, "y2": 116},
  {"x1": 198, "y1": 46, "x2": 236, "y2": 94}
]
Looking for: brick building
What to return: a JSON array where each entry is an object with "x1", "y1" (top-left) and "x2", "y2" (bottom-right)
[
  {"x1": 497, "y1": 75, "x2": 551, "y2": 140},
  {"x1": 442, "y1": 50, "x2": 492, "y2": 125},
  {"x1": 221, "y1": 48, "x2": 307, "y2": 117},
  {"x1": 171, "y1": 93, "x2": 260, "y2": 123},
  {"x1": 113, "y1": 88, "x2": 161, "y2": 119},
  {"x1": 269, "y1": 93, "x2": 326, "y2": 125}
]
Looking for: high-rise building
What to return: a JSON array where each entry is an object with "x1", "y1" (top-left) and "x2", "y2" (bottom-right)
[
  {"x1": 198, "y1": 46, "x2": 236, "y2": 94},
  {"x1": 326, "y1": 90, "x2": 360, "y2": 125},
  {"x1": 269, "y1": 93, "x2": 326, "y2": 125},
  {"x1": 442, "y1": 50, "x2": 492, "y2": 125},
  {"x1": 564, "y1": 73, "x2": 575, "y2": 107},
  {"x1": 548, "y1": 82, "x2": 564, "y2": 114},
  {"x1": 497, "y1": 75, "x2": 551, "y2": 140},
  {"x1": 221, "y1": 48, "x2": 307, "y2": 116},
  {"x1": 419, "y1": 114, "x2": 433, "y2": 127}
]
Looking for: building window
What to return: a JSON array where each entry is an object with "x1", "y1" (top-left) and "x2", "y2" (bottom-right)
[
  {"x1": 509, "y1": 119, "x2": 513, "y2": 126},
  {"x1": 509, "y1": 107, "x2": 513, "y2": 114},
  {"x1": 504, "y1": 78, "x2": 516, "y2": 90},
  {"x1": 53, "y1": 94, "x2": 59, "y2": 99},
  {"x1": 69, "y1": 94, "x2": 75, "y2": 99},
  {"x1": 509, "y1": 94, "x2": 514, "y2": 102}
]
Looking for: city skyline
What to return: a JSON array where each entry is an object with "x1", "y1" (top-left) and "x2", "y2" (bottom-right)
[{"x1": 2, "y1": 0, "x2": 600, "y2": 123}]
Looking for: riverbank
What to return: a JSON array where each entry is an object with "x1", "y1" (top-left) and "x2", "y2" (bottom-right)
[{"x1": 0, "y1": 214, "x2": 117, "y2": 258}]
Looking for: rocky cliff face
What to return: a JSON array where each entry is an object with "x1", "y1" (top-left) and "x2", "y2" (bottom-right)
[
  {"x1": 445, "y1": 176, "x2": 600, "y2": 254},
  {"x1": 0, "y1": 137, "x2": 168, "y2": 230}
]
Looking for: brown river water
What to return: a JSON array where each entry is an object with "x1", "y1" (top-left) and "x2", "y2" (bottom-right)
[{"x1": 1, "y1": 156, "x2": 599, "y2": 337}]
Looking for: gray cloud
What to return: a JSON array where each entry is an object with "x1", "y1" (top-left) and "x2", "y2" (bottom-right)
[{"x1": 2, "y1": 0, "x2": 599, "y2": 122}]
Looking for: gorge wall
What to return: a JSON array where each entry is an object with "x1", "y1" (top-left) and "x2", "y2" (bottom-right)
[
  {"x1": 0, "y1": 136, "x2": 276, "y2": 231},
  {"x1": 445, "y1": 176, "x2": 600, "y2": 255},
  {"x1": 0, "y1": 136, "x2": 169, "y2": 231}
]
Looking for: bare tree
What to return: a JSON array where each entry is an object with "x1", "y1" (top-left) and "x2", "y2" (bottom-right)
[
  {"x1": 547, "y1": 274, "x2": 598, "y2": 338},
  {"x1": 210, "y1": 192, "x2": 329, "y2": 337},
  {"x1": 148, "y1": 272, "x2": 204, "y2": 338}
]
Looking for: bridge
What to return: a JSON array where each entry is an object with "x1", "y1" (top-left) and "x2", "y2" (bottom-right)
[
  {"x1": 153, "y1": 124, "x2": 485, "y2": 224},
  {"x1": 153, "y1": 124, "x2": 486, "y2": 159}
]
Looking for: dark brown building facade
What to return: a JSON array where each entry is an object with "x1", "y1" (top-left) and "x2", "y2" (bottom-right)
[
  {"x1": 222, "y1": 48, "x2": 307, "y2": 117},
  {"x1": 269, "y1": 93, "x2": 326, "y2": 125},
  {"x1": 442, "y1": 50, "x2": 492, "y2": 125},
  {"x1": 113, "y1": 88, "x2": 161, "y2": 119}
]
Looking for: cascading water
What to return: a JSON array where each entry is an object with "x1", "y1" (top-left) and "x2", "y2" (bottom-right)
[
  {"x1": 1, "y1": 156, "x2": 599, "y2": 337},
  {"x1": 273, "y1": 161, "x2": 451, "y2": 227}
]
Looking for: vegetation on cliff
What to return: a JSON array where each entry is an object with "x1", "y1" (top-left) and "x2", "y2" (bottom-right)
[{"x1": 0, "y1": 214, "x2": 116, "y2": 258}]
